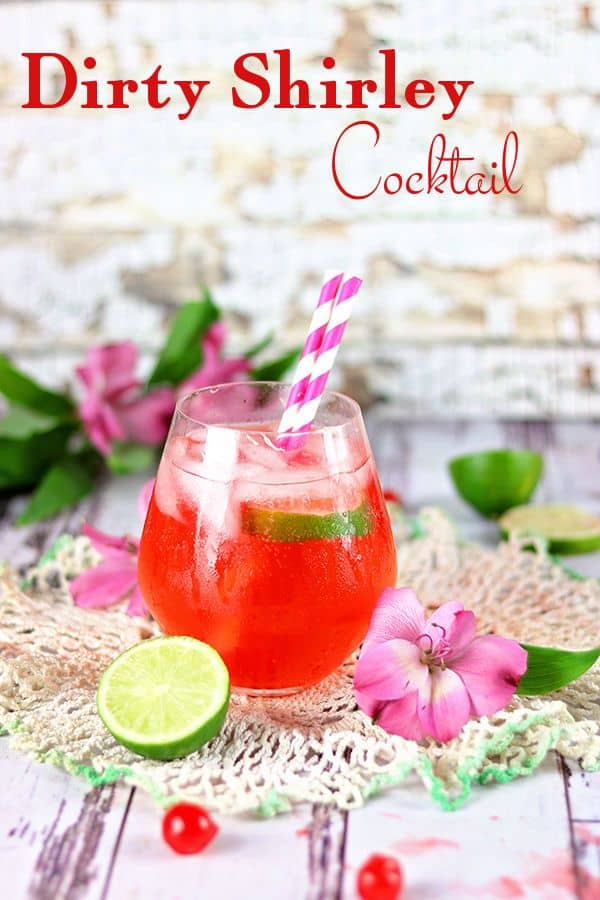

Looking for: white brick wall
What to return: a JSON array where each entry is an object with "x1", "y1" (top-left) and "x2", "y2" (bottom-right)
[{"x1": 1, "y1": 0, "x2": 599, "y2": 414}]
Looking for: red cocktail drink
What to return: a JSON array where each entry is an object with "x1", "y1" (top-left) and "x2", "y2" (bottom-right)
[{"x1": 138, "y1": 383, "x2": 397, "y2": 693}]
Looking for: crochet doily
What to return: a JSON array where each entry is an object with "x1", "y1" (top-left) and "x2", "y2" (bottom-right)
[{"x1": 0, "y1": 509, "x2": 599, "y2": 815}]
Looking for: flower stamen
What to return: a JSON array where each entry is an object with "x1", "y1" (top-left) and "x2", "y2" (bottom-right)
[{"x1": 417, "y1": 633, "x2": 434, "y2": 653}]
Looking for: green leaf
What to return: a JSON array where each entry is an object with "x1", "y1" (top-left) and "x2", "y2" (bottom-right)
[
  {"x1": 0, "y1": 419, "x2": 76, "y2": 491},
  {"x1": 244, "y1": 331, "x2": 273, "y2": 360},
  {"x1": 517, "y1": 643, "x2": 600, "y2": 695},
  {"x1": 17, "y1": 456, "x2": 95, "y2": 525},
  {"x1": 0, "y1": 354, "x2": 73, "y2": 417},
  {"x1": 0, "y1": 404, "x2": 62, "y2": 439},
  {"x1": 547, "y1": 554, "x2": 590, "y2": 582},
  {"x1": 107, "y1": 441, "x2": 156, "y2": 475},
  {"x1": 148, "y1": 291, "x2": 220, "y2": 387},
  {"x1": 251, "y1": 348, "x2": 301, "y2": 382}
]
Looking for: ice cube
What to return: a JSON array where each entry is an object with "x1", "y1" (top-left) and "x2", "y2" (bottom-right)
[
  {"x1": 202, "y1": 426, "x2": 238, "y2": 481},
  {"x1": 238, "y1": 431, "x2": 289, "y2": 483},
  {"x1": 154, "y1": 430, "x2": 243, "y2": 537},
  {"x1": 154, "y1": 434, "x2": 207, "y2": 521},
  {"x1": 153, "y1": 455, "x2": 182, "y2": 521}
]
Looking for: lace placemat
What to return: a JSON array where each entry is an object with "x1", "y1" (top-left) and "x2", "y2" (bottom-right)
[{"x1": 0, "y1": 508, "x2": 598, "y2": 815}]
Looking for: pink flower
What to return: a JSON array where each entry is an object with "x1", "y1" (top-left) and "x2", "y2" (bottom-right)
[
  {"x1": 70, "y1": 523, "x2": 146, "y2": 617},
  {"x1": 178, "y1": 323, "x2": 250, "y2": 396},
  {"x1": 354, "y1": 588, "x2": 528, "y2": 743},
  {"x1": 76, "y1": 342, "x2": 175, "y2": 455}
]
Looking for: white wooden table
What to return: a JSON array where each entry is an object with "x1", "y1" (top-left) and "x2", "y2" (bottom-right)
[{"x1": 1, "y1": 419, "x2": 599, "y2": 900}]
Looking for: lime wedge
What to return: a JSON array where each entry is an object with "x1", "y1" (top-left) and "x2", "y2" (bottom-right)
[
  {"x1": 449, "y1": 449, "x2": 543, "y2": 518},
  {"x1": 242, "y1": 501, "x2": 372, "y2": 542},
  {"x1": 500, "y1": 503, "x2": 600, "y2": 555},
  {"x1": 96, "y1": 636, "x2": 230, "y2": 760}
]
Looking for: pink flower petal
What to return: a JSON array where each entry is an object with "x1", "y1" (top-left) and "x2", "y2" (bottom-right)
[
  {"x1": 204, "y1": 321, "x2": 227, "y2": 354},
  {"x1": 70, "y1": 560, "x2": 137, "y2": 609},
  {"x1": 75, "y1": 363, "x2": 94, "y2": 391},
  {"x1": 179, "y1": 357, "x2": 250, "y2": 395},
  {"x1": 423, "y1": 601, "x2": 476, "y2": 659},
  {"x1": 84, "y1": 421, "x2": 112, "y2": 457},
  {"x1": 443, "y1": 611, "x2": 477, "y2": 658},
  {"x1": 117, "y1": 387, "x2": 175, "y2": 446},
  {"x1": 376, "y1": 691, "x2": 427, "y2": 741},
  {"x1": 76, "y1": 342, "x2": 154, "y2": 456},
  {"x1": 77, "y1": 342, "x2": 139, "y2": 399},
  {"x1": 78, "y1": 393, "x2": 126, "y2": 455},
  {"x1": 354, "y1": 687, "x2": 379, "y2": 718},
  {"x1": 354, "y1": 639, "x2": 429, "y2": 699},
  {"x1": 450, "y1": 635, "x2": 528, "y2": 716},
  {"x1": 215, "y1": 357, "x2": 251, "y2": 382},
  {"x1": 82, "y1": 523, "x2": 138, "y2": 558},
  {"x1": 126, "y1": 585, "x2": 148, "y2": 617},
  {"x1": 355, "y1": 686, "x2": 427, "y2": 741},
  {"x1": 138, "y1": 478, "x2": 156, "y2": 521},
  {"x1": 99, "y1": 402, "x2": 126, "y2": 442},
  {"x1": 174, "y1": 321, "x2": 250, "y2": 395},
  {"x1": 363, "y1": 587, "x2": 427, "y2": 650},
  {"x1": 417, "y1": 666, "x2": 471, "y2": 742}
]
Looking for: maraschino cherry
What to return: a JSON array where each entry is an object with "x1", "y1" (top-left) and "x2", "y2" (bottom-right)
[
  {"x1": 162, "y1": 803, "x2": 218, "y2": 855},
  {"x1": 383, "y1": 489, "x2": 403, "y2": 506},
  {"x1": 357, "y1": 853, "x2": 403, "y2": 900}
]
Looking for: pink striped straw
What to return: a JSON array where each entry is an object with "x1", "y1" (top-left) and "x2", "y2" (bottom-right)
[
  {"x1": 276, "y1": 271, "x2": 344, "y2": 437},
  {"x1": 277, "y1": 275, "x2": 362, "y2": 450}
]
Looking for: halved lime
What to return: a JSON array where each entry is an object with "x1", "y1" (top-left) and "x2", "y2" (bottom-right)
[
  {"x1": 449, "y1": 449, "x2": 543, "y2": 518},
  {"x1": 242, "y1": 501, "x2": 372, "y2": 542},
  {"x1": 499, "y1": 503, "x2": 600, "y2": 555},
  {"x1": 96, "y1": 636, "x2": 230, "y2": 760}
]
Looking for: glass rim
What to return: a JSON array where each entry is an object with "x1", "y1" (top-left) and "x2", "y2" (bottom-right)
[{"x1": 174, "y1": 380, "x2": 363, "y2": 436}]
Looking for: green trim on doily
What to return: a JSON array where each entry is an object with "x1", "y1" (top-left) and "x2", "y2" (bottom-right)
[
  {"x1": 361, "y1": 757, "x2": 420, "y2": 800},
  {"x1": 507, "y1": 531, "x2": 599, "y2": 585},
  {"x1": 406, "y1": 515, "x2": 427, "y2": 540},
  {"x1": 422, "y1": 709, "x2": 566, "y2": 811},
  {"x1": 3, "y1": 707, "x2": 597, "y2": 816},
  {"x1": 19, "y1": 534, "x2": 76, "y2": 590},
  {"x1": 257, "y1": 791, "x2": 292, "y2": 817},
  {"x1": 0, "y1": 717, "x2": 177, "y2": 808},
  {"x1": 547, "y1": 552, "x2": 599, "y2": 584},
  {"x1": 38, "y1": 534, "x2": 74, "y2": 566},
  {"x1": 359, "y1": 705, "x2": 600, "y2": 813}
]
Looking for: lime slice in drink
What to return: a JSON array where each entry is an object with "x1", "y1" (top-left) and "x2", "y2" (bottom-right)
[
  {"x1": 449, "y1": 449, "x2": 543, "y2": 518},
  {"x1": 499, "y1": 503, "x2": 600, "y2": 555},
  {"x1": 97, "y1": 636, "x2": 230, "y2": 760},
  {"x1": 242, "y1": 501, "x2": 372, "y2": 542}
]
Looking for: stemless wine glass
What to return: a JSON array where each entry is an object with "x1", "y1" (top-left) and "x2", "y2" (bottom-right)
[{"x1": 138, "y1": 382, "x2": 397, "y2": 695}]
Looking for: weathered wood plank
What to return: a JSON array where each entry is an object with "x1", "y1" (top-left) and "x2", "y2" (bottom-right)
[
  {"x1": 562, "y1": 760, "x2": 600, "y2": 824},
  {"x1": 0, "y1": 737, "x2": 133, "y2": 900},
  {"x1": 559, "y1": 757, "x2": 600, "y2": 899},
  {"x1": 0, "y1": 479, "x2": 140, "y2": 900},
  {"x1": 366, "y1": 417, "x2": 511, "y2": 544},
  {"x1": 103, "y1": 789, "x2": 310, "y2": 900},
  {"x1": 344, "y1": 756, "x2": 576, "y2": 899},
  {"x1": 307, "y1": 806, "x2": 348, "y2": 900},
  {"x1": 521, "y1": 419, "x2": 600, "y2": 893},
  {"x1": 371, "y1": 417, "x2": 600, "y2": 571},
  {"x1": 572, "y1": 821, "x2": 600, "y2": 899}
]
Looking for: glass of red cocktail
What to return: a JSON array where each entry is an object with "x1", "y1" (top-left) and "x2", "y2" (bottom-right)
[{"x1": 138, "y1": 382, "x2": 397, "y2": 694}]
